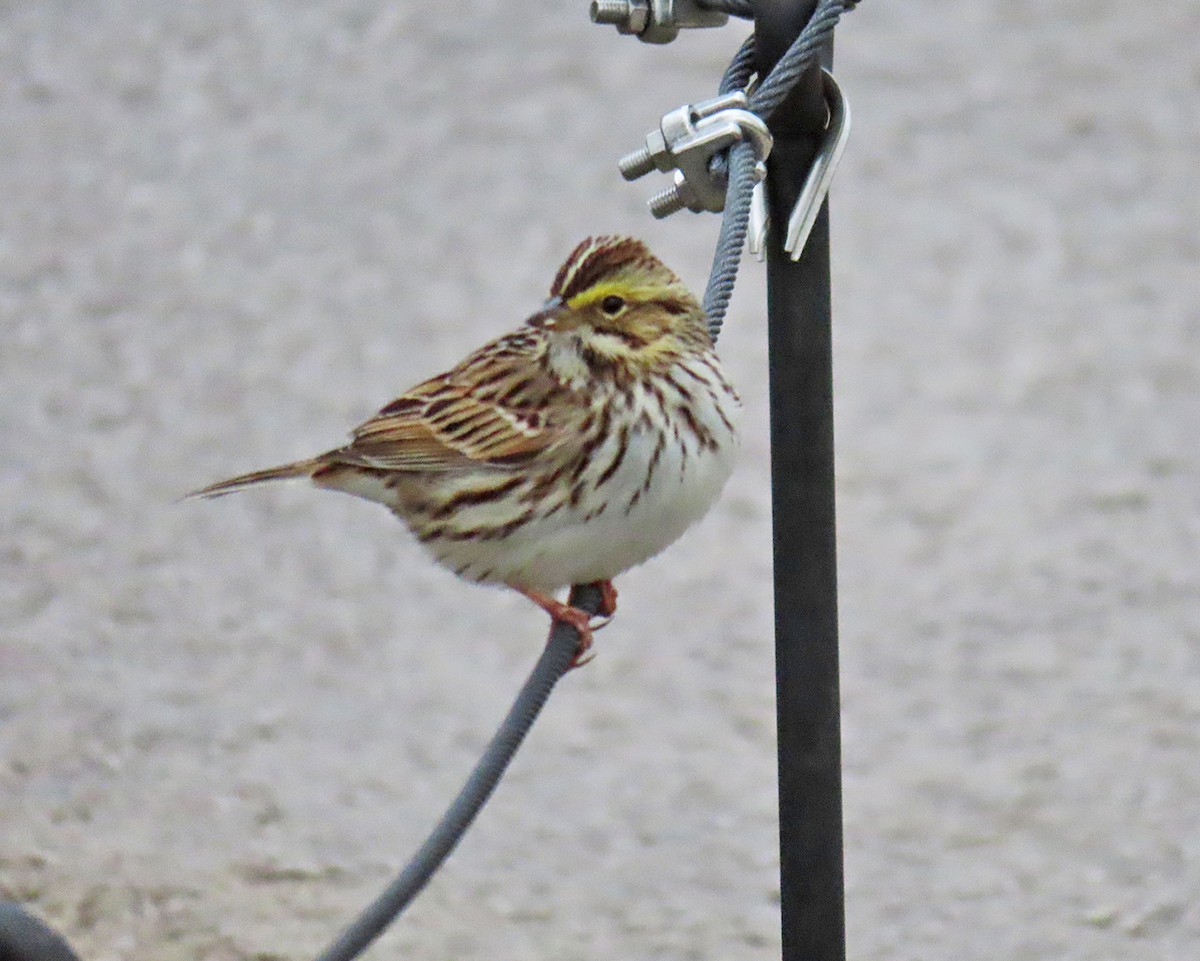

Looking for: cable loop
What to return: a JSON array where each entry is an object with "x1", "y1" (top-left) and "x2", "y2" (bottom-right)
[{"x1": 703, "y1": 0, "x2": 855, "y2": 340}]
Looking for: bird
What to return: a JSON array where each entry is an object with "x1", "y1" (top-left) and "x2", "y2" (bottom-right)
[{"x1": 191, "y1": 236, "x2": 740, "y2": 665}]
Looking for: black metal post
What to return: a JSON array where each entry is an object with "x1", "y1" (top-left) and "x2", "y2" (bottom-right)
[{"x1": 754, "y1": 3, "x2": 845, "y2": 960}]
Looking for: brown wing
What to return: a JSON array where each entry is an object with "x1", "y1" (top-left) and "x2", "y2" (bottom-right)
[{"x1": 330, "y1": 331, "x2": 563, "y2": 472}]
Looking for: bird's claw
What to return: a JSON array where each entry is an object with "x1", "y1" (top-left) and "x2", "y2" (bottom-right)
[
  {"x1": 568, "y1": 642, "x2": 595, "y2": 670},
  {"x1": 515, "y1": 583, "x2": 619, "y2": 671},
  {"x1": 591, "y1": 579, "x2": 619, "y2": 618}
]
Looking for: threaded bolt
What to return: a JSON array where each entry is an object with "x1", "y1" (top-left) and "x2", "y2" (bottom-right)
[
  {"x1": 589, "y1": 0, "x2": 648, "y2": 34},
  {"x1": 648, "y1": 185, "x2": 688, "y2": 219},
  {"x1": 590, "y1": 0, "x2": 628, "y2": 24},
  {"x1": 618, "y1": 145, "x2": 655, "y2": 181}
]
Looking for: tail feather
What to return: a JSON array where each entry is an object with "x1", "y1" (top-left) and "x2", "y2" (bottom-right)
[{"x1": 188, "y1": 458, "x2": 322, "y2": 498}]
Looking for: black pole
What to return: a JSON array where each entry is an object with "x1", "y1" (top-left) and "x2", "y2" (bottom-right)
[{"x1": 754, "y1": 3, "x2": 845, "y2": 961}]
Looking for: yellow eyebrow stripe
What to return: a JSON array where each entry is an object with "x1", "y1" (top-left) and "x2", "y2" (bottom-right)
[{"x1": 567, "y1": 280, "x2": 655, "y2": 310}]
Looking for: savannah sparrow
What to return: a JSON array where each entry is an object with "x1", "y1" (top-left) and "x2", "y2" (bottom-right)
[{"x1": 193, "y1": 236, "x2": 739, "y2": 664}]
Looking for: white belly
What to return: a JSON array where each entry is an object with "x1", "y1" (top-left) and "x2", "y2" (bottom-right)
[
  {"x1": 509, "y1": 423, "x2": 736, "y2": 589},
  {"x1": 420, "y1": 375, "x2": 740, "y2": 592}
]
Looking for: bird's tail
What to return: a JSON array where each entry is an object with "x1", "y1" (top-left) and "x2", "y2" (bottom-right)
[{"x1": 187, "y1": 457, "x2": 323, "y2": 499}]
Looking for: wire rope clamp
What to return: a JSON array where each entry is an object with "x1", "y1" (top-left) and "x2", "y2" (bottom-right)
[
  {"x1": 589, "y1": 0, "x2": 728, "y2": 44},
  {"x1": 619, "y1": 91, "x2": 773, "y2": 219},
  {"x1": 749, "y1": 68, "x2": 851, "y2": 261}
]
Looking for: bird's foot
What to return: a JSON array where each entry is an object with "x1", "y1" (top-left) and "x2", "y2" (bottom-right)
[
  {"x1": 516, "y1": 587, "x2": 598, "y2": 669},
  {"x1": 588, "y1": 579, "x2": 619, "y2": 618}
]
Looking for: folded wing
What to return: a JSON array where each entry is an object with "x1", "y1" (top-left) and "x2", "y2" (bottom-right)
[{"x1": 334, "y1": 337, "x2": 563, "y2": 473}]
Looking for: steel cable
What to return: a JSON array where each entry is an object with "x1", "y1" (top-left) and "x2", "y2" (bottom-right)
[{"x1": 310, "y1": 585, "x2": 601, "y2": 961}]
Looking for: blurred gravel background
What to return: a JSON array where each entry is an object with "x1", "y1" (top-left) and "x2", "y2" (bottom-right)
[{"x1": 3, "y1": 2, "x2": 1199, "y2": 959}]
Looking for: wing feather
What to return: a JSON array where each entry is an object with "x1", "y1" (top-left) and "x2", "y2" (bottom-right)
[{"x1": 329, "y1": 333, "x2": 562, "y2": 472}]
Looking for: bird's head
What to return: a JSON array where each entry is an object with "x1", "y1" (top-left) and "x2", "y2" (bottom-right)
[{"x1": 529, "y1": 237, "x2": 710, "y2": 372}]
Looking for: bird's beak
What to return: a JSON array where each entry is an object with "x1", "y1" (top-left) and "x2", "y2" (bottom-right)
[{"x1": 530, "y1": 296, "x2": 566, "y2": 328}]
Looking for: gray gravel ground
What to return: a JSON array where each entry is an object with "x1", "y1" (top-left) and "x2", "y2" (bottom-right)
[{"x1": 3, "y1": 2, "x2": 1199, "y2": 959}]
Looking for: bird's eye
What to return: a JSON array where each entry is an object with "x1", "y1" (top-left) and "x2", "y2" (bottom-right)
[{"x1": 600, "y1": 295, "x2": 626, "y2": 315}]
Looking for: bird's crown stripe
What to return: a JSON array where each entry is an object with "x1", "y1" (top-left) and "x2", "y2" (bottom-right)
[{"x1": 550, "y1": 236, "x2": 654, "y2": 302}]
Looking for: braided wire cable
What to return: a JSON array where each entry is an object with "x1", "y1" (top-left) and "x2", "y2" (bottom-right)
[
  {"x1": 749, "y1": 0, "x2": 848, "y2": 118},
  {"x1": 720, "y1": 33, "x2": 756, "y2": 94},
  {"x1": 313, "y1": 585, "x2": 602, "y2": 961},
  {"x1": 703, "y1": 140, "x2": 757, "y2": 340},
  {"x1": 698, "y1": 31, "x2": 755, "y2": 260}
]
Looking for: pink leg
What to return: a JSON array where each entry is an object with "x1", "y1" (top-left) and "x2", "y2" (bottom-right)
[{"x1": 515, "y1": 587, "x2": 596, "y2": 669}]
